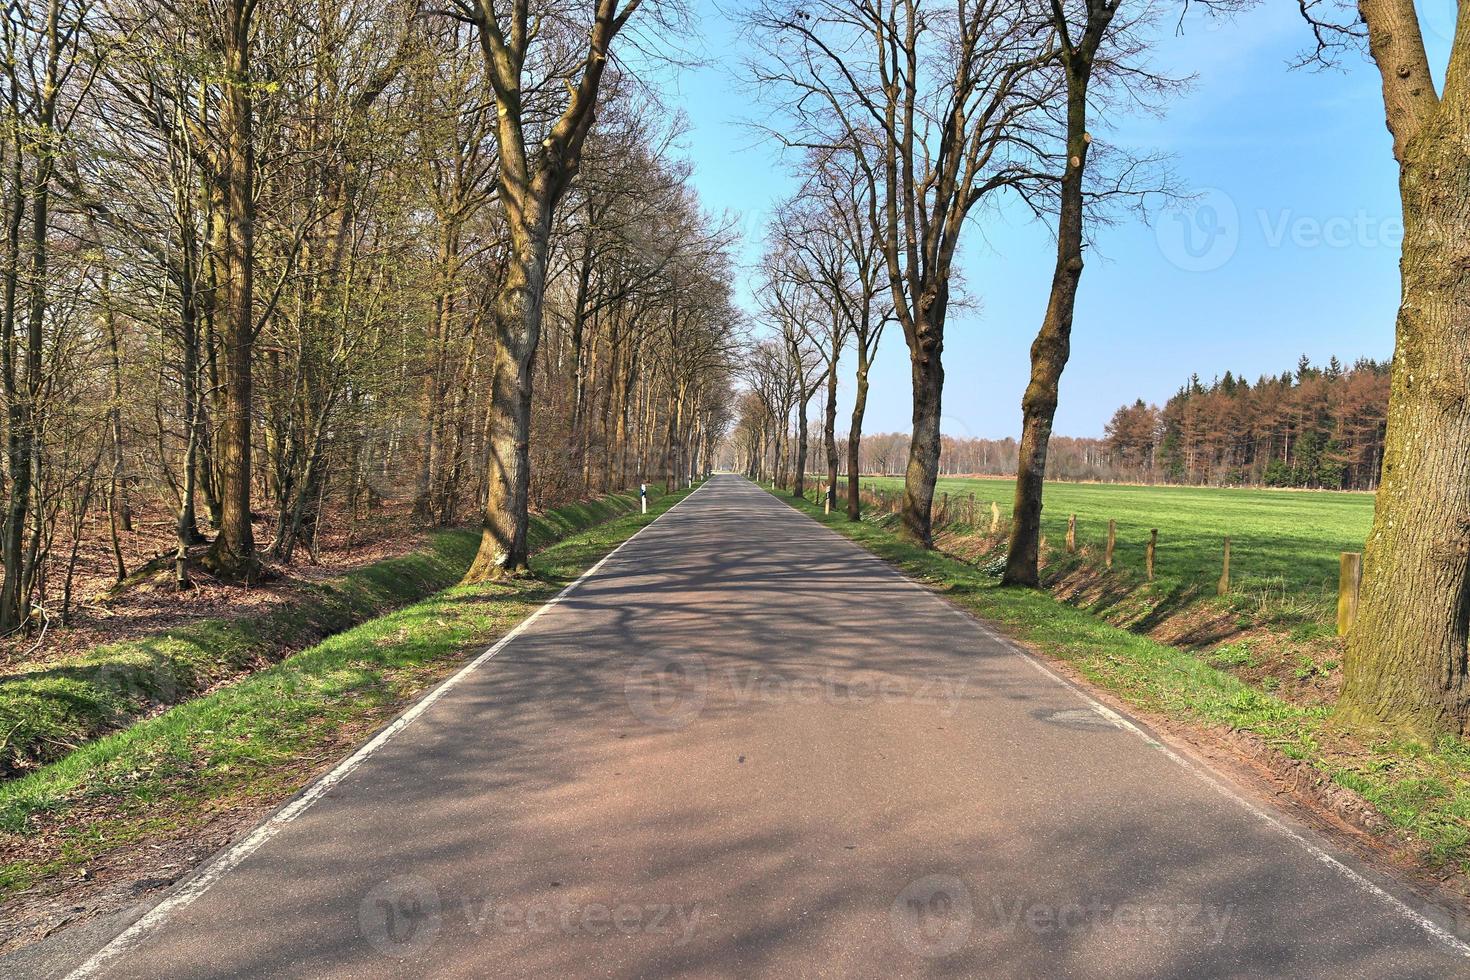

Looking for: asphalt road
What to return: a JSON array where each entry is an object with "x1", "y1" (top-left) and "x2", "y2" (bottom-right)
[{"x1": 51, "y1": 475, "x2": 1470, "y2": 978}]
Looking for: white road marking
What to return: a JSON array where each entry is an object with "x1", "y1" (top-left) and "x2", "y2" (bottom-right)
[
  {"x1": 764, "y1": 478, "x2": 1470, "y2": 959},
  {"x1": 66, "y1": 482, "x2": 708, "y2": 980}
]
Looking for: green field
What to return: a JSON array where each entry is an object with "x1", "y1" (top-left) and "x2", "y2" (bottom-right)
[{"x1": 861, "y1": 476, "x2": 1376, "y2": 619}]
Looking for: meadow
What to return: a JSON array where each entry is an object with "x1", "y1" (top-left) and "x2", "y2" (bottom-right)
[{"x1": 860, "y1": 476, "x2": 1376, "y2": 623}]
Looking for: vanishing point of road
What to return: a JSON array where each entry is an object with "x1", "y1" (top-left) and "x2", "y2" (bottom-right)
[{"x1": 45, "y1": 476, "x2": 1470, "y2": 978}]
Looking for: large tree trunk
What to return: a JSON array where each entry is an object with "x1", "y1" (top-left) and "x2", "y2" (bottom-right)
[
  {"x1": 901, "y1": 323, "x2": 943, "y2": 546},
  {"x1": 464, "y1": 218, "x2": 547, "y2": 581},
  {"x1": 203, "y1": 1, "x2": 259, "y2": 581},
  {"x1": 1339, "y1": 107, "x2": 1470, "y2": 735},
  {"x1": 1004, "y1": 78, "x2": 1090, "y2": 588}
]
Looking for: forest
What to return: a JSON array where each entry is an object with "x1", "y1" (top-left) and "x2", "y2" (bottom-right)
[
  {"x1": 0, "y1": 0, "x2": 739, "y2": 638},
  {"x1": 1105, "y1": 356, "x2": 1390, "y2": 490}
]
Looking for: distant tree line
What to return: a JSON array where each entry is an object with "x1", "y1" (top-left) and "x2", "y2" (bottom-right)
[
  {"x1": 744, "y1": 355, "x2": 1387, "y2": 491},
  {"x1": 1106, "y1": 356, "x2": 1389, "y2": 490}
]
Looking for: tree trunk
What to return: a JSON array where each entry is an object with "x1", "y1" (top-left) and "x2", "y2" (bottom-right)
[
  {"x1": 823, "y1": 356, "x2": 839, "y2": 507},
  {"x1": 901, "y1": 324, "x2": 943, "y2": 546},
  {"x1": 847, "y1": 360, "x2": 870, "y2": 520},
  {"x1": 1004, "y1": 75, "x2": 1090, "y2": 587},
  {"x1": 465, "y1": 215, "x2": 548, "y2": 581},
  {"x1": 1338, "y1": 107, "x2": 1470, "y2": 735},
  {"x1": 203, "y1": 1, "x2": 260, "y2": 581},
  {"x1": 792, "y1": 395, "x2": 811, "y2": 498}
]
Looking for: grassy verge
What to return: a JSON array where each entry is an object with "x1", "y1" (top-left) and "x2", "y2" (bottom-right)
[
  {"x1": 769, "y1": 483, "x2": 1470, "y2": 875},
  {"x1": 0, "y1": 481, "x2": 695, "y2": 900},
  {"x1": 0, "y1": 489, "x2": 659, "y2": 779}
]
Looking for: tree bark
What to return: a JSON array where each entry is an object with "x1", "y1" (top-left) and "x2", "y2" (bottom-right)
[
  {"x1": 901, "y1": 322, "x2": 943, "y2": 546},
  {"x1": 823, "y1": 353, "x2": 839, "y2": 507},
  {"x1": 1004, "y1": 67, "x2": 1092, "y2": 587},
  {"x1": 1338, "y1": 10, "x2": 1470, "y2": 733},
  {"x1": 203, "y1": 0, "x2": 260, "y2": 581},
  {"x1": 847, "y1": 359, "x2": 870, "y2": 520},
  {"x1": 465, "y1": 215, "x2": 547, "y2": 580}
]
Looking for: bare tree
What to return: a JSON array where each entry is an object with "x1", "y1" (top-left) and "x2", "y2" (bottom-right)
[
  {"x1": 1002, "y1": 0, "x2": 1181, "y2": 586},
  {"x1": 437, "y1": 0, "x2": 662, "y2": 579},
  {"x1": 744, "y1": 0, "x2": 1058, "y2": 545}
]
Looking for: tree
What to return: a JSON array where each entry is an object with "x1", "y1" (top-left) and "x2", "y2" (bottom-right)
[
  {"x1": 1003, "y1": 0, "x2": 1180, "y2": 585},
  {"x1": 745, "y1": 0, "x2": 1057, "y2": 546},
  {"x1": 447, "y1": 0, "x2": 653, "y2": 580}
]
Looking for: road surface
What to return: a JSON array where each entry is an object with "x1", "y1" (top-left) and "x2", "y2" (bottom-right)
[{"x1": 52, "y1": 475, "x2": 1470, "y2": 977}]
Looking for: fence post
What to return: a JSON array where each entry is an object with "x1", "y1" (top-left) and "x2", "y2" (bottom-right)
[
  {"x1": 1218, "y1": 536, "x2": 1231, "y2": 595},
  {"x1": 1338, "y1": 552, "x2": 1363, "y2": 636},
  {"x1": 990, "y1": 501, "x2": 1000, "y2": 534},
  {"x1": 1106, "y1": 519, "x2": 1116, "y2": 569},
  {"x1": 1066, "y1": 514, "x2": 1077, "y2": 554},
  {"x1": 641, "y1": 483, "x2": 648, "y2": 515},
  {"x1": 824, "y1": 485, "x2": 831, "y2": 515},
  {"x1": 1146, "y1": 528, "x2": 1157, "y2": 582}
]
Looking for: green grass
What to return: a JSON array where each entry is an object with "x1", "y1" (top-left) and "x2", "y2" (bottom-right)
[
  {"x1": 0, "y1": 482, "x2": 698, "y2": 898},
  {"x1": 0, "y1": 488, "x2": 659, "y2": 779},
  {"x1": 861, "y1": 475, "x2": 1374, "y2": 619},
  {"x1": 770, "y1": 483, "x2": 1470, "y2": 876}
]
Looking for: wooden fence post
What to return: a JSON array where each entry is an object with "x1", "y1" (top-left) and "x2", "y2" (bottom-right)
[
  {"x1": 1066, "y1": 514, "x2": 1076, "y2": 554},
  {"x1": 990, "y1": 501, "x2": 1000, "y2": 534},
  {"x1": 1105, "y1": 519, "x2": 1116, "y2": 569},
  {"x1": 1338, "y1": 552, "x2": 1363, "y2": 636},
  {"x1": 1146, "y1": 529, "x2": 1157, "y2": 582},
  {"x1": 1218, "y1": 536, "x2": 1231, "y2": 595}
]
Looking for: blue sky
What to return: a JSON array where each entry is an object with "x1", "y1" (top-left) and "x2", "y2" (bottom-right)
[{"x1": 666, "y1": 2, "x2": 1429, "y2": 438}]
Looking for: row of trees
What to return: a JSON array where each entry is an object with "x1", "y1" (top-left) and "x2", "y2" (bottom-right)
[
  {"x1": 721, "y1": 427, "x2": 1118, "y2": 485},
  {"x1": 0, "y1": 0, "x2": 737, "y2": 631},
  {"x1": 1106, "y1": 357, "x2": 1390, "y2": 489},
  {"x1": 735, "y1": 0, "x2": 1470, "y2": 738}
]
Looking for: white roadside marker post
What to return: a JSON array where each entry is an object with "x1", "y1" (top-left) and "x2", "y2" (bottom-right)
[{"x1": 640, "y1": 483, "x2": 648, "y2": 515}]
